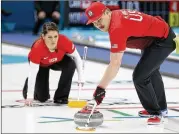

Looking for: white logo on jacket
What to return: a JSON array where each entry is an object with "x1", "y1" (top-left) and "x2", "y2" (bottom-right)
[
  {"x1": 43, "y1": 57, "x2": 48, "y2": 59},
  {"x1": 49, "y1": 58, "x2": 57, "y2": 63}
]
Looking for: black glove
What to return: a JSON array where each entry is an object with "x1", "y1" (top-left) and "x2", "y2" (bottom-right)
[{"x1": 93, "y1": 86, "x2": 106, "y2": 105}]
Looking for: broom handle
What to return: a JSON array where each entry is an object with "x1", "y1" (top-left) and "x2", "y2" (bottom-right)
[
  {"x1": 78, "y1": 46, "x2": 88, "y2": 101},
  {"x1": 78, "y1": 83, "x2": 82, "y2": 101},
  {"x1": 82, "y1": 46, "x2": 88, "y2": 70},
  {"x1": 85, "y1": 100, "x2": 97, "y2": 127}
]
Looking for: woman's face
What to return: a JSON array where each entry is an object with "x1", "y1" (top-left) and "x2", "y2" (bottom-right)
[{"x1": 42, "y1": 30, "x2": 59, "y2": 51}]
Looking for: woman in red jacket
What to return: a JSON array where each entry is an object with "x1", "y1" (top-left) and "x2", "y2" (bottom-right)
[{"x1": 23, "y1": 22, "x2": 84, "y2": 106}]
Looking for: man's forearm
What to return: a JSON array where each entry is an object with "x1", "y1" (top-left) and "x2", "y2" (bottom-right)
[{"x1": 98, "y1": 63, "x2": 120, "y2": 89}]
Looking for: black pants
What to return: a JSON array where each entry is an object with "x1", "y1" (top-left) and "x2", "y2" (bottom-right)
[
  {"x1": 133, "y1": 28, "x2": 176, "y2": 115},
  {"x1": 33, "y1": 12, "x2": 59, "y2": 34},
  {"x1": 23, "y1": 55, "x2": 76, "y2": 102}
]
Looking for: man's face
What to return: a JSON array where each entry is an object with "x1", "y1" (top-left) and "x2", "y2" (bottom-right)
[
  {"x1": 42, "y1": 30, "x2": 59, "y2": 51},
  {"x1": 92, "y1": 11, "x2": 111, "y2": 32}
]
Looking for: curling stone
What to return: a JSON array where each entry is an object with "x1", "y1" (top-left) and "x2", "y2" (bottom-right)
[{"x1": 74, "y1": 107, "x2": 103, "y2": 128}]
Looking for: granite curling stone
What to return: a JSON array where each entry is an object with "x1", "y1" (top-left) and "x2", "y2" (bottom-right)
[{"x1": 74, "y1": 107, "x2": 103, "y2": 128}]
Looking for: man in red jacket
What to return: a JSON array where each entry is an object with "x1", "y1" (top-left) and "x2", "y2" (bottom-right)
[
  {"x1": 85, "y1": 2, "x2": 176, "y2": 125},
  {"x1": 23, "y1": 22, "x2": 84, "y2": 106}
]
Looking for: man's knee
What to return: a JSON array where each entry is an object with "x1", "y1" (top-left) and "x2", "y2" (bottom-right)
[
  {"x1": 133, "y1": 70, "x2": 151, "y2": 85},
  {"x1": 133, "y1": 70, "x2": 145, "y2": 84}
]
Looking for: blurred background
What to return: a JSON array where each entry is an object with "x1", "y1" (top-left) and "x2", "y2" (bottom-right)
[{"x1": 1, "y1": 0, "x2": 179, "y2": 78}]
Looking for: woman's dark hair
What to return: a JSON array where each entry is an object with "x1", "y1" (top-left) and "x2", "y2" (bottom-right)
[{"x1": 42, "y1": 22, "x2": 59, "y2": 35}]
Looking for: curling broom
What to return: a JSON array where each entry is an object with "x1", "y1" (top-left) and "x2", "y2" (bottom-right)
[{"x1": 68, "y1": 46, "x2": 88, "y2": 108}]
